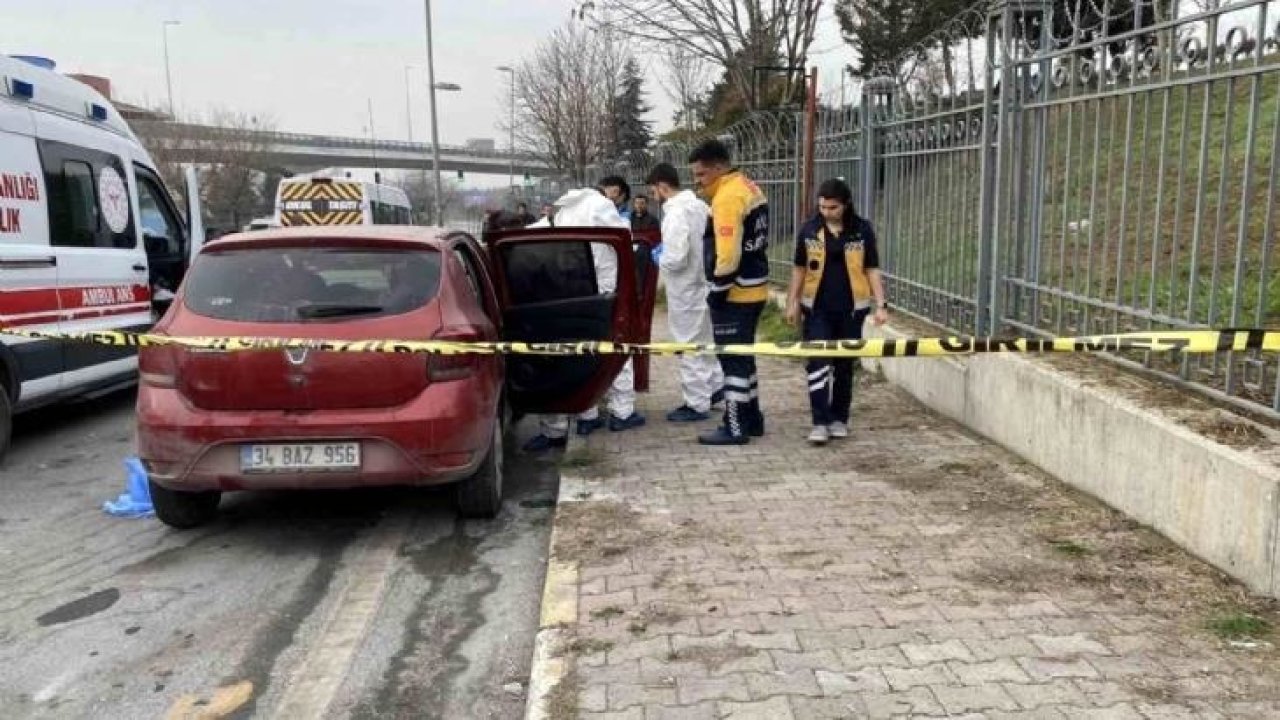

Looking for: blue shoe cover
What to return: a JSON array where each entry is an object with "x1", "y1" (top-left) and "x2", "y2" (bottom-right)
[{"x1": 103, "y1": 457, "x2": 155, "y2": 518}]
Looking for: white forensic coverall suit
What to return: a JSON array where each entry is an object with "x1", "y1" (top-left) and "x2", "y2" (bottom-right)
[
  {"x1": 531, "y1": 189, "x2": 636, "y2": 439},
  {"x1": 658, "y1": 189, "x2": 723, "y2": 413}
]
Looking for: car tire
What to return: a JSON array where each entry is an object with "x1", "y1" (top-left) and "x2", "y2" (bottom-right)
[
  {"x1": 457, "y1": 420, "x2": 504, "y2": 519},
  {"x1": 0, "y1": 388, "x2": 11, "y2": 465},
  {"x1": 149, "y1": 480, "x2": 221, "y2": 529}
]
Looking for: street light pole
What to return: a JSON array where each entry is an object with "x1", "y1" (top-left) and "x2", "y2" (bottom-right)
[
  {"x1": 423, "y1": 0, "x2": 444, "y2": 225},
  {"x1": 367, "y1": 98, "x2": 381, "y2": 183},
  {"x1": 162, "y1": 20, "x2": 181, "y2": 118},
  {"x1": 497, "y1": 65, "x2": 515, "y2": 195},
  {"x1": 403, "y1": 65, "x2": 415, "y2": 142}
]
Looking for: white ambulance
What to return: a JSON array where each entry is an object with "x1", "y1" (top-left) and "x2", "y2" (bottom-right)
[{"x1": 0, "y1": 55, "x2": 204, "y2": 460}]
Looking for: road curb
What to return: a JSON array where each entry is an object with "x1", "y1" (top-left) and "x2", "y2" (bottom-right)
[{"x1": 524, "y1": 436, "x2": 585, "y2": 720}]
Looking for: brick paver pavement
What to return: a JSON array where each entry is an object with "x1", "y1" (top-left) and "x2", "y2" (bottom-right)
[{"x1": 540, "y1": 319, "x2": 1280, "y2": 720}]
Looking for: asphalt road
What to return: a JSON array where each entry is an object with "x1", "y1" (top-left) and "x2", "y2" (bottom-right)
[{"x1": 0, "y1": 389, "x2": 559, "y2": 720}]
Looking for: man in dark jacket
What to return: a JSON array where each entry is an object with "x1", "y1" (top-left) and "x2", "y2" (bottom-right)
[{"x1": 630, "y1": 195, "x2": 661, "y2": 232}]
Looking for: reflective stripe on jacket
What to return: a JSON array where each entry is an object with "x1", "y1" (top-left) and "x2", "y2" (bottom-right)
[{"x1": 700, "y1": 170, "x2": 770, "y2": 305}]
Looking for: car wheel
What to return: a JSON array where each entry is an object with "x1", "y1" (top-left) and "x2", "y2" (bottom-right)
[
  {"x1": 0, "y1": 388, "x2": 11, "y2": 465},
  {"x1": 456, "y1": 420, "x2": 504, "y2": 519},
  {"x1": 149, "y1": 479, "x2": 221, "y2": 529}
]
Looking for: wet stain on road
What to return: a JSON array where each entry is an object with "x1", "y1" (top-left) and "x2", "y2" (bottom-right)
[
  {"x1": 36, "y1": 588, "x2": 121, "y2": 627},
  {"x1": 351, "y1": 519, "x2": 501, "y2": 720},
  {"x1": 222, "y1": 520, "x2": 366, "y2": 719}
]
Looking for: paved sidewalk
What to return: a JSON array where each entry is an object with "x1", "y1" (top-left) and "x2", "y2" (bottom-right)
[{"x1": 531, "y1": 320, "x2": 1280, "y2": 720}]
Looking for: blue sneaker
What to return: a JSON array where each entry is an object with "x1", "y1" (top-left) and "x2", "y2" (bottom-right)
[
  {"x1": 698, "y1": 426, "x2": 749, "y2": 446},
  {"x1": 523, "y1": 434, "x2": 567, "y2": 454},
  {"x1": 608, "y1": 413, "x2": 647, "y2": 432},
  {"x1": 666, "y1": 405, "x2": 710, "y2": 423},
  {"x1": 577, "y1": 418, "x2": 605, "y2": 436}
]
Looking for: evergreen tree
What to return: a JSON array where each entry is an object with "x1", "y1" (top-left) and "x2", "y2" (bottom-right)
[
  {"x1": 836, "y1": 0, "x2": 1174, "y2": 81},
  {"x1": 614, "y1": 58, "x2": 654, "y2": 153},
  {"x1": 835, "y1": 0, "x2": 973, "y2": 80}
]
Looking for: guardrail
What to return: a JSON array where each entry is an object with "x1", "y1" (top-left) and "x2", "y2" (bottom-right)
[{"x1": 130, "y1": 120, "x2": 549, "y2": 164}]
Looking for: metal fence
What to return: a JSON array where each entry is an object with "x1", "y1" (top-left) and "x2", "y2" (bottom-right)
[
  {"x1": 593, "y1": 112, "x2": 803, "y2": 282},
  {"x1": 595, "y1": 0, "x2": 1280, "y2": 418}
]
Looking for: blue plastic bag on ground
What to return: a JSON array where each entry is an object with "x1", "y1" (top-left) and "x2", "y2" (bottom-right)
[{"x1": 103, "y1": 457, "x2": 154, "y2": 518}]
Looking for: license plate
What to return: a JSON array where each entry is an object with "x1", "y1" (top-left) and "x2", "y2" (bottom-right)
[{"x1": 240, "y1": 442, "x2": 361, "y2": 473}]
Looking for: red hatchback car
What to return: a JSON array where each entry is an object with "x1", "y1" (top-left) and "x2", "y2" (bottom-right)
[{"x1": 136, "y1": 225, "x2": 639, "y2": 528}]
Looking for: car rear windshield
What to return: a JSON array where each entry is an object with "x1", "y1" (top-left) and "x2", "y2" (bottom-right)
[{"x1": 183, "y1": 247, "x2": 441, "y2": 322}]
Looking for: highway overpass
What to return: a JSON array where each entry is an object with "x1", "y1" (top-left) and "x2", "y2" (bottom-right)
[{"x1": 131, "y1": 120, "x2": 557, "y2": 177}]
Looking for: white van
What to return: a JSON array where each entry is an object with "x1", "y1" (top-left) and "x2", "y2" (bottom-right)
[
  {"x1": 274, "y1": 177, "x2": 412, "y2": 227},
  {"x1": 0, "y1": 55, "x2": 203, "y2": 460}
]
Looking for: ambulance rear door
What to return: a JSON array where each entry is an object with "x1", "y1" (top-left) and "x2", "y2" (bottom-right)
[{"x1": 0, "y1": 103, "x2": 62, "y2": 406}]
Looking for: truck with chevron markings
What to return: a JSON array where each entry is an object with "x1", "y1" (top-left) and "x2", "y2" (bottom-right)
[{"x1": 273, "y1": 176, "x2": 412, "y2": 227}]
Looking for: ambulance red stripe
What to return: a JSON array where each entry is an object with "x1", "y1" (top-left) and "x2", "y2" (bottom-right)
[
  {"x1": 0, "y1": 284, "x2": 150, "y2": 313},
  {"x1": 1, "y1": 302, "x2": 152, "y2": 328},
  {"x1": 0, "y1": 285, "x2": 152, "y2": 329}
]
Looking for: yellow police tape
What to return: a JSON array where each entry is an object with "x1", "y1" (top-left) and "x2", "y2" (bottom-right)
[{"x1": 2, "y1": 326, "x2": 1278, "y2": 358}]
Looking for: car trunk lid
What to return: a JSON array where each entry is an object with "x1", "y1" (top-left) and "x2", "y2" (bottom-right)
[{"x1": 170, "y1": 243, "x2": 442, "y2": 411}]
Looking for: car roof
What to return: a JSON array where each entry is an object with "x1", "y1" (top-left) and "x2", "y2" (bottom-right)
[{"x1": 205, "y1": 225, "x2": 461, "y2": 251}]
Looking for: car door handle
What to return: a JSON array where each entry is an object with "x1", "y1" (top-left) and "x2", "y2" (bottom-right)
[
  {"x1": 0, "y1": 255, "x2": 56, "y2": 268},
  {"x1": 132, "y1": 263, "x2": 147, "y2": 272}
]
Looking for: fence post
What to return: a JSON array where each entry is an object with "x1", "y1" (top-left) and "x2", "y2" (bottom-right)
[
  {"x1": 798, "y1": 66, "x2": 819, "y2": 233},
  {"x1": 860, "y1": 77, "x2": 896, "y2": 224},
  {"x1": 977, "y1": 0, "x2": 1049, "y2": 336},
  {"x1": 1014, "y1": 0, "x2": 1053, "y2": 332}
]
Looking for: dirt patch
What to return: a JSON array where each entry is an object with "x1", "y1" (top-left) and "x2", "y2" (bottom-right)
[
  {"x1": 564, "y1": 636, "x2": 615, "y2": 656},
  {"x1": 650, "y1": 568, "x2": 673, "y2": 588},
  {"x1": 1042, "y1": 353, "x2": 1280, "y2": 460},
  {"x1": 588, "y1": 606, "x2": 625, "y2": 621},
  {"x1": 628, "y1": 604, "x2": 685, "y2": 634},
  {"x1": 560, "y1": 448, "x2": 606, "y2": 470},
  {"x1": 955, "y1": 476, "x2": 1280, "y2": 666},
  {"x1": 781, "y1": 549, "x2": 835, "y2": 570},
  {"x1": 960, "y1": 556, "x2": 1064, "y2": 594},
  {"x1": 545, "y1": 668, "x2": 582, "y2": 720},
  {"x1": 552, "y1": 501, "x2": 642, "y2": 563},
  {"x1": 877, "y1": 458, "x2": 1046, "y2": 516},
  {"x1": 857, "y1": 367, "x2": 888, "y2": 386},
  {"x1": 667, "y1": 643, "x2": 758, "y2": 671},
  {"x1": 1129, "y1": 675, "x2": 1180, "y2": 703},
  {"x1": 1189, "y1": 413, "x2": 1271, "y2": 449},
  {"x1": 553, "y1": 500, "x2": 723, "y2": 563}
]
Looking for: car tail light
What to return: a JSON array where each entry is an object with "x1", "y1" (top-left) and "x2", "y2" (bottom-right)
[
  {"x1": 427, "y1": 326, "x2": 482, "y2": 382},
  {"x1": 139, "y1": 343, "x2": 179, "y2": 388}
]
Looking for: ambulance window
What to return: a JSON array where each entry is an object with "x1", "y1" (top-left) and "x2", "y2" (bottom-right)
[
  {"x1": 137, "y1": 177, "x2": 180, "y2": 256},
  {"x1": 59, "y1": 161, "x2": 99, "y2": 247},
  {"x1": 41, "y1": 140, "x2": 134, "y2": 249}
]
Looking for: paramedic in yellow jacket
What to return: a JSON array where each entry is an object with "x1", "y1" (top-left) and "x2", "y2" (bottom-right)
[
  {"x1": 689, "y1": 139, "x2": 770, "y2": 446},
  {"x1": 785, "y1": 178, "x2": 889, "y2": 446}
]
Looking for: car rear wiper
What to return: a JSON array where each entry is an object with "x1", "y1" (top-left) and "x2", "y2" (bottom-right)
[{"x1": 296, "y1": 303, "x2": 385, "y2": 319}]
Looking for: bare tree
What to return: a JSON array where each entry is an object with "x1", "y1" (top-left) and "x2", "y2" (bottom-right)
[
  {"x1": 574, "y1": 0, "x2": 824, "y2": 111},
  {"x1": 135, "y1": 109, "x2": 275, "y2": 232},
  {"x1": 393, "y1": 171, "x2": 463, "y2": 225},
  {"x1": 199, "y1": 110, "x2": 274, "y2": 232},
  {"x1": 657, "y1": 46, "x2": 716, "y2": 135},
  {"x1": 508, "y1": 22, "x2": 630, "y2": 183}
]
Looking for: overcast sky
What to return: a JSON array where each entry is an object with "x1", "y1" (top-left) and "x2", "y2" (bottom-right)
[{"x1": 5, "y1": 1, "x2": 854, "y2": 182}]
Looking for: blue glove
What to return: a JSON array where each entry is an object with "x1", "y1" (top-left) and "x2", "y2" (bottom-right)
[{"x1": 650, "y1": 244, "x2": 663, "y2": 264}]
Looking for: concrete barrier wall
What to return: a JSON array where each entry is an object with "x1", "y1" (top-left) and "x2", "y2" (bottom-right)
[{"x1": 863, "y1": 323, "x2": 1280, "y2": 599}]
